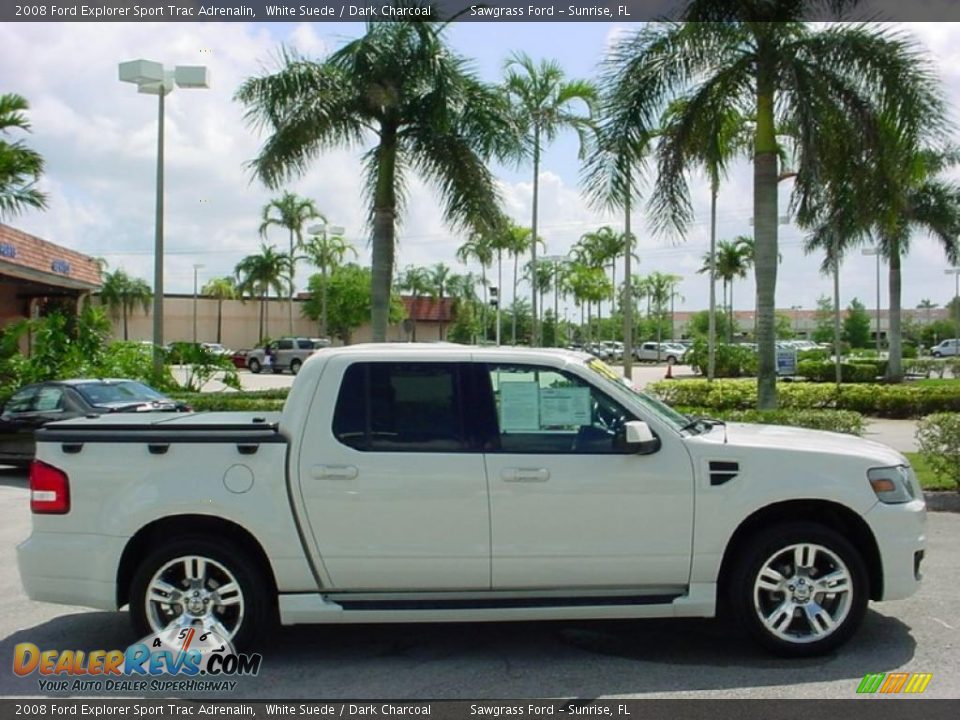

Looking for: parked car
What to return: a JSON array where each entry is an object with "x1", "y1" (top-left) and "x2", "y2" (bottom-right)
[
  {"x1": 931, "y1": 339, "x2": 960, "y2": 358},
  {"x1": 200, "y1": 342, "x2": 232, "y2": 357},
  {"x1": 634, "y1": 341, "x2": 686, "y2": 364},
  {"x1": 19, "y1": 345, "x2": 925, "y2": 656},
  {"x1": 245, "y1": 337, "x2": 317, "y2": 374},
  {"x1": 0, "y1": 379, "x2": 188, "y2": 467},
  {"x1": 230, "y1": 349, "x2": 251, "y2": 369}
]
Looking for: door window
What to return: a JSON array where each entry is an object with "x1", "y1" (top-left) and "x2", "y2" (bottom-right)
[
  {"x1": 484, "y1": 364, "x2": 636, "y2": 454},
  {"x1": 332, "y1": 362, "x2": 470, "y2": 452},
  {"x1": 277, "y1": 339, "x2": 294, "y2": 350},
  {"x1": 2, "y1": 386, "x2": 39, "y2": 415},
  {"x1": 33, "y1": 387, "x2": 64, "y2": 412}
]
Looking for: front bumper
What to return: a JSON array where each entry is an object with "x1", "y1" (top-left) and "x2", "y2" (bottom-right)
[
  {"x1": 864, "y1": 498, "x2": 926, "y2": 602},
  {"x1": 17, "y1": 531, "x2": 127, "y2": 611}
]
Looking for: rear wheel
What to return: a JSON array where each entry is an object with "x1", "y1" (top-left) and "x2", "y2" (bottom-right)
[
  {"x1": 290, "y1": 359, "x2": 302, "y2": 375},
  {"x1": 728, "y1": 522, "x2": 868, "y2": 657},
  {"x1": 247, "y1": 358, "x2": 262, "y2": 374},
  {"x1": 130, "y1": 536, "x2": 270, "y2": 650}
]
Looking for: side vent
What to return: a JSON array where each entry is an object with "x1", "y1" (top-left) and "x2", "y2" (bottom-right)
[{"x1": 709, "y1": 460, "x2": 739, "y2": 486}]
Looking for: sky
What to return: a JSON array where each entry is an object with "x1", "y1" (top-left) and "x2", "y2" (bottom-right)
[{"x1": 3, "y1": 20, "x2": 960, "y2": 317}]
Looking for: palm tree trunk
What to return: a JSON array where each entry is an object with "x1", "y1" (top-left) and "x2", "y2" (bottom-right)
[
  {"x1": 887, "y1": 238, "x2": 904, "y2": 382},
  {"x1": 496, "y1": 252, "x2": 502, "y2": 345},
  {"x1": 481, "y1": 264, "x2": 488, "y2": 343},
  {"x1": 511, "y1": 253, "x2": 518, "y2": 345},
  {"x1": 217, "y1": 299, "x2": 223, "y2": 344},
  {"x1": 530, "y1": 122, "x2": 541, "y2": 347},
  {"x1": 258, "y1": 294, "x2": 265, "y2": 342},
  {"x1": 610, "y1": 262, "x2": 617, "y2": 343},
  {"x1": 371, "y1": 128, "x2": 398, "y2": 343},
  {"x1": 708, "y1": 182, "x2": 718, "y2": 382},
  {"x1": 623, "y1": 188, "x2": 633, "y2": 378},
  {"x1": 833, "y1": 237, "x2": 843, "y2": 387},
  {"x1": 289, "y1": 228, "x2": 295, "y2": 335},
  {"x1": 320, "y1": 265, "x2": 329, "y2": 338},
  {"x1": 123, "y1": 307, "x2": 129, "y2": 341},
  {"x1": 754, "y1": 58, "x2": 780, "y2": 409},
  {"x1": 728, "y1": 280, "x2": 735, "y2": 344}
]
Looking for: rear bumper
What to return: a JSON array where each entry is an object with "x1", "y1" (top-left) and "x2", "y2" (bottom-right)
[
  {"x1": 864, "y1": 498, "x2": 926, "y2": 602},
  {"x1": 17, "y1": 531, "x2": 127, "y2": 611}
]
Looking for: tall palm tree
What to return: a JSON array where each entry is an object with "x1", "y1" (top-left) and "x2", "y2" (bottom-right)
[
  {"x1": 699, "y1": 237, "x2": 755, "y2": 343},
  {"x1": 201, "y1": 277, "x2": 238, "y2": 345},
  {"x1": 0, "y1": 93, "x2": 47, "y2": 219},
  {"x1": 235, "y1": 245, "x2": 290, "y2": 342},
  {"x1": 456, "y1": 232, "x2": 494, "y2": 341},
  {"x1": 503, "y1": 52, "x2": 597, "y2": 346},
  {"x1": 98, "y1": 269, "x2": 152, "y2": 341},
  {"x1": 302, "y1": 231, "x2": 356, "y2": 338},
  {"x1": 259, "y1": 192, "x2": 322, "y2": 334},
  {"x1": 645, "y1": 272, "x2": 683, "y2": 358},
  {"x1": 397, "y1": 265, "x2": 431, "y2": 342},
  {"x1": 237, "y1": 12, "x2": 513, "y2": 343},
  {"x1": 427, "y1": 263, "x2": 454, "y2": 340},
  {"x1": 603, "y1": 9, "x2": 944, "y2": 408},
  {"x1": 500, "y1": 223, "x2": 542, "y2": 345}
]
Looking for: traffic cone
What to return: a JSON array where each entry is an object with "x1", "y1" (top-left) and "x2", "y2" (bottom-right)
[{"x1": 665, "y1": 362, "x2": 674, "y2": 380}]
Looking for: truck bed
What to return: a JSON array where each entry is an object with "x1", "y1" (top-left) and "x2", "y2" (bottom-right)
[{"x1": 36, "y1": 411, "x2": 284, "y2": 444}]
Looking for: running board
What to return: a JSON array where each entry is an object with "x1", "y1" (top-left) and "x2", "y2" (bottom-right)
[{"x1": 278, "y1": 584, "x2": 717, "y2": 625}]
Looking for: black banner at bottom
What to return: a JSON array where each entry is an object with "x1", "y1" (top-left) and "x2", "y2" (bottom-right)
[{"x1": 1, "y1": 700, "x2": 959, "y2": 720}]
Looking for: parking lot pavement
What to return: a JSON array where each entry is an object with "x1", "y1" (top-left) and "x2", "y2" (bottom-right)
[{"x1": 1, "y1": 469, "x2": 957, "y2": 700}]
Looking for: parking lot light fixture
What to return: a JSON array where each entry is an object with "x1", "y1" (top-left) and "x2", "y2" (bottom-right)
[{"x1": 119, "y1": 59, "x2": 209, "y2": 372}]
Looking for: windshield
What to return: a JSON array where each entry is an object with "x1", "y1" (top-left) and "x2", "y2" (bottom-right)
[
  {"x1": 75, "y1": 381, "x2": 168, "y2": 406},
  {"x1": 584, "y1": 358, "x2": 689, "y2": 431}
]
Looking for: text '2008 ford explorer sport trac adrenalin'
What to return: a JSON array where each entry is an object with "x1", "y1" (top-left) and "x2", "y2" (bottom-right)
[{"x1": 18, "y1": 346, "x2": 926, "y2": 656}]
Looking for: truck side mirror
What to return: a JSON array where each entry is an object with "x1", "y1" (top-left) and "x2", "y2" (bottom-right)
[{"x1": 622, "y1": 420, "x2": 661, "y2": 455}]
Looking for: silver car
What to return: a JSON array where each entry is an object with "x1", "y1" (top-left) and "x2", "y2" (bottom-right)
[{"x1": 246, "y1": 337, "x2": 317, "y2": 375}]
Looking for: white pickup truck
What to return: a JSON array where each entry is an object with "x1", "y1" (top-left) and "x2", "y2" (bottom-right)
[{"x1": 17, "y1": 345, "x2": 926, "y2": 657}]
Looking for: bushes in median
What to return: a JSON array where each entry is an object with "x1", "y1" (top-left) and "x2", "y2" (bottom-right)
[
  {"x1": 677, "y1": 406, "x2": 865, "y2": 436},
  {"x1": 796, "y1": 359, "x2": 887, "y2": 383},
  {"x1": 172, "y1": 389, "x2": 288, "y2": 412},
  {"x1": 648, "y1": 378, "x2": 960, "y2": 418},
  {"x1": 916, "y1": 413, "x2": 960, "y2": 491}
]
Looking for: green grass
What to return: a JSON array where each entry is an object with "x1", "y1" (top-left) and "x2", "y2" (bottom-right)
[
  {"x1": 904, "y1": 452, "x2": 957, "y2": 491},
  {"x1": 910, "y1": 379, "x2": 960, "y2": 388}
]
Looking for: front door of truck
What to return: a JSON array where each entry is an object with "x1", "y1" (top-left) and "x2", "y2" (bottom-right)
[{"x1": 296, "y1": 357, "x2": 490, "y2": 590}]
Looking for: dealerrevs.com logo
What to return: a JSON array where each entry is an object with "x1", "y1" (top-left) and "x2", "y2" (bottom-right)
[
  {"x1": 13, "y1": 626, "x2": 262, "y2": 693},
  {"x1": 856, "y1": 672, "x2": 933, "y2": 695}
]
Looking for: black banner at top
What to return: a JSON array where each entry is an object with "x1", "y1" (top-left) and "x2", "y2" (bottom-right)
[{"x1": 5, "y1": 0, "x2": 960, "y2": 22}]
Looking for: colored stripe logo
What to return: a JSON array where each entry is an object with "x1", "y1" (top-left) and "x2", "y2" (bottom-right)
[{"x1": 857, "y1": 672, "x2": 932, "y2": 694}]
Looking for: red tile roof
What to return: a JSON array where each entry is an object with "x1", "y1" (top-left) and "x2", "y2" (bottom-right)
[
  {"x1": 0, "y1": 223, "x2": 101, "y2": 289},
  {"x1": 402, "y1": 296, "x2": 455, "y2": 322}
]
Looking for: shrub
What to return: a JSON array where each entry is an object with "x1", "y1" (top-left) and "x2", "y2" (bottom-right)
[
  {"x1": 916, "y1": 413, "x2": 960, "y2": 491},
  {"x1": 798, "y1": 349, "x2": 829, "y2": 362},
  {"x1": 686, "y1": 341, "x2": 757, "y2": 378},
  {"x1": 171, "y1": 391, "x2": 286, "y2": 412},
  {"x1": 905, "y1": 358, "x2": 949, "y2": 379},
  {"x1": 676, "y1": 406, "x2": 865, "y2": 436},
  {"x1": 797, "y1": 360, "x2": 885, "y2": 383}
]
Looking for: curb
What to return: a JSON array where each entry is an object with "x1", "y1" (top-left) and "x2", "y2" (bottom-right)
[{"x1": 924, "y1": 491, "x2": 960, "y2": 513}]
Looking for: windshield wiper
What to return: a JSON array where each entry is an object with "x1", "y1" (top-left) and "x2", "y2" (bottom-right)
[{"x1": 679, "y1": 416, "x2": 727, "y2": 435}]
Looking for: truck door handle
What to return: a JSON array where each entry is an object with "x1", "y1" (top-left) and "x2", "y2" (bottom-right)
[
  {"x1": 311, "y1": 464, "x2": 359, "y2": 480},
  {"x1": 502, "y1": 467, "x2": 550, "y2": 482}
]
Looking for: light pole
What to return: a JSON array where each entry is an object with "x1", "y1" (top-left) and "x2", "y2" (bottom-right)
[
  {"x1": 790, "y1": 305, "x2": 802, "y2": 336},
  {"x1": 862, "y1": 247, "x2": 882, "y2": 352},
  {"x1": 946, "y1": 268, "x2": 960, "y2": 339},
  {"x1": 541, "y1": 255, "x2": 567, "y2": 347},
  {"x1": 670, "y1": 277, "x2": 684, "y2": 341},
  {"x1": 192, "y1": 263, "x2": 204, "y2": 343},
  {"x1": 119, "y1": 59, "x2": 209, "y2": 372},
  {"x1": 306, "y1": 223, "x2": 346, "y2": 339}
]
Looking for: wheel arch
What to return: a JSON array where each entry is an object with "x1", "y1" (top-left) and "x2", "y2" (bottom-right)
[
  {"x1": 717, "y1": 499, "x2": 883, "y2": 602},
  {"x1": 116, "y1": 514, "x2": 278, "y2": 609}
]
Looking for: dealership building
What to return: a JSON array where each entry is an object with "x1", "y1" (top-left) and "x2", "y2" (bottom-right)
[{"x1": 0, "y1": 223, "x2": 102, "y2": 329}]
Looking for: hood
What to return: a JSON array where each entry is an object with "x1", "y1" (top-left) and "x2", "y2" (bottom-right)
[{"x1": 704, "y1": 422, "x2": 906, "y2": 466}]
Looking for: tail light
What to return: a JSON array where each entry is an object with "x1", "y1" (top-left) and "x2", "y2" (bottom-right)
[{"x1": 30, "y1": 460, "x2": 70, "y2": 514}]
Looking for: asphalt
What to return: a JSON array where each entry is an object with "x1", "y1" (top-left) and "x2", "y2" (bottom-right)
[{"x1": 0, "y1": 471, "x2": 957, "y2": 700}]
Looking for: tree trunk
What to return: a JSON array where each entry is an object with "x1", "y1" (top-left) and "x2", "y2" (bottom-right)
[
  {"x1": 371, "y1": 127, "x2": 398, "y2": 343},
  {"x1": 833, "y1": 237, "x2": 843, "y2": 387},
  {"x1": 623, "y1": 188, "x2": 633, "y2": 378},
  {"x1": 887, "y1": 237, "x2": 904, "y2": 382},
  {"x1": 216, "y1": 299, "x2": 223, "y2": 344},
  {"x1": 530, "y1": 122, "x2": 541, "y2": 347},
  {"x1": 481, "y1": 264, "x2": 488, "y2": 344},
  {"x1": 512, "y1": 253, "x2": 518, "y2": 345},
  {"x1": 496, "y1": 251, "x2": 503, "y2": 345},
  {"x1": 123, "y1": 307, "x2": 129, "y2": 341},
  {"x1": 288, "y1": 227, "x2": 295, "y2": 335},
  {"x1": 707, "y1": 183, "x2": 718, "y2": 381},
  {"x1": 728, "y1": 280, "x2": 735, "y2": 344},
  {"x1": 320, "y1": 265, "x2": 329, "y2": 338},
  {"x1": 754, "y1": 57, "x2": 780, "y2": 409},
  {"x1": 258, "y1": 293, "x2": 265, "y2": 342}
]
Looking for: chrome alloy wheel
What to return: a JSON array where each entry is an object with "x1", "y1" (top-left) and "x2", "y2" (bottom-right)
[
  {"x1": 753, "y1": 543, "x2": 852, "y2": 644},
  {"x1": 145, "y1": 555, "x2": 245, "y2": 641}
]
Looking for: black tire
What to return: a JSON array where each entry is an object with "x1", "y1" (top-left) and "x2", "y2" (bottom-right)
[
  {"x1": 247, "y1": 358, "x2": 262, "y2": 374},
  {"x1": 727, "y1": 521, "x2": 868, "y2": 657},
  {"x1": 666, "y1": 355, "x2": 677, "y2": 366},
  {"x1": 129, "y1": 535, "x2": 271, "y2": 651},
  {"x1": 271, "y1": 366, "x2": 283, "y2": 374},
  {"x1": 932, "y1": 351, "x2": 941, "y2": 358},
  {"x1": 290, "y1": 359, "x2": 302, "y2": 375}
]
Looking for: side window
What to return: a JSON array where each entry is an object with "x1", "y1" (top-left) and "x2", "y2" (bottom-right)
[
  {"x1": 297, "y1": 340, "x2": 313, "y2": 350},
  {"x1": 3, "y1": 387, "x2": 39, "y2": 415},
  {"x1": 33, "y1": 387, "x2": 64, "y2": 412},
  {"x1": 332, "y1": 362, "x2": 469, "y2": 452},
  {"x1": 277, "y1": 339, "x2": 294, "y2": 351},
  {"x1": 486, "y1": 364, "x2": 635, "y2": 454}
]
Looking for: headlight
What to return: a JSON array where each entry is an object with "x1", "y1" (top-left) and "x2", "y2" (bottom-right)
[{"x1": 868, "y1": 465, "x2": 916, "y2": 504}]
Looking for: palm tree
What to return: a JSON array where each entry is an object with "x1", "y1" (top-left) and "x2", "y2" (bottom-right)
[
  {"x1": 0, "y1": 93, "x2": 47, "y2": 219},
  {"x1": 302, "y1": 231, "x2": 356, "y2": 338},
  {"x1": 645, "y1": 272, "x2": 683, "y2": 359},
  {"x1": 259, "y1": 192, "x2": 322, "y2": 335},
  {"x1": 235, "y1": 245, "x2": 290, "y2": 342},
  {"x1": 397, "y1": 265, "x2": 431, "y2": 342},
  {"x1": 201, "y1": 277, "x2": 238, "y2": 344},
  {"x1": 603, "y1": 10, "x2": 944, "y2": 408},
  {"x1": 504, "y1": 224, "x2": 540, "y2": 345},
  {"x1": 427, "y1": 263, "x2": 454, "y2": 340},
  {"x1": 456, "y1": 232, "x2": 494, "y2": 342},
  {"x1": 98, "y1": 269, "x2": 152, "y2": 341},
  {"x1": 699, "y1": 237, "x2": 754, "y2": 343},
  {"x1": 237, "y1": 13, "x2": 512, "y2": 343},
  {"x1": 503, "y1": 52, "x2": 597, "y2": 346}
]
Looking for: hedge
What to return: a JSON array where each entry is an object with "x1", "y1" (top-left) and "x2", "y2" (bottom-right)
[
  {"x1": 796, "y1": 360, "x2": 886, "y2": 383},
  {"x1": 915, "y1": 414, "x2": 960, "y2": 491},
  {"x1": 648, "y1": 379, "x2": 960, "y2": 418},
  {"x1": 676, "y1": 406, "x2": 865, "y2": 436},
  {"x1": 172, "y1": 390, "x2": 288, "y2": 412}
]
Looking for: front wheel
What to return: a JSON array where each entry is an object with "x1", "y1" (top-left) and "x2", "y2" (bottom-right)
[
  {"x1": 129, "y1": 536, "x2": 271, "y2": 650},
  {"x1": 290, "y1": 359, "x2": 302, "y2": 375},
  {"x1": 247, "y1": 358, "x2": 262, "y2": 374},
  {"x1": 728, "y1": 522, "x2": 868, "y2": 657}
]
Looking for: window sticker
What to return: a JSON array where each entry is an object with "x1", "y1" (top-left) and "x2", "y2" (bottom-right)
[
  {"x1": 499, "y1": 381, "x2": 540, "y2": 431},
  {"x1": 540, "y1": 387, "x2": 591, "y2": 427}
]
